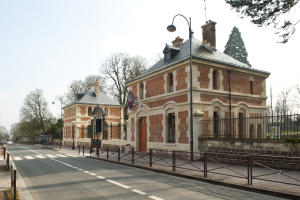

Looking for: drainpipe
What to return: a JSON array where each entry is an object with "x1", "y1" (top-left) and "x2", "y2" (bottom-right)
[{"x1": 228, "y1": 70, "x2": 232, "y2": 138}]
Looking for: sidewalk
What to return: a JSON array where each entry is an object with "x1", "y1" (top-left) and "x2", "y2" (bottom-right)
[
  {"x1": 34, "y1": 144, "x2": 300, "y2": 199},
  {"x1": 0, "y1": 148, "x2": 12, "y2": 200}
]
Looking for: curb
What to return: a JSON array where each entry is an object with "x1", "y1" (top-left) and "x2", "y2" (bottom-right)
[{"x1": 86, "y1": 156, "x2": 300, "y2": 200}]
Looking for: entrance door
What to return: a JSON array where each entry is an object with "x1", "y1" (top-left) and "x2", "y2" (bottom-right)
[
  {"x1": 139, "y1": 117, "x2": 147, "y2": 151},
  {"x1": 238, "y1": 113, "x2": 243, "y2": 138}
]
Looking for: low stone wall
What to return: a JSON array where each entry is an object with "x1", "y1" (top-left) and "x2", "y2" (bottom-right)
[
  {"x1": 199, "y1": 138, "x2": 300, "y2": 157},
  {"x1": 199, "y1": 138, "x2": 300, "y2": 169}
]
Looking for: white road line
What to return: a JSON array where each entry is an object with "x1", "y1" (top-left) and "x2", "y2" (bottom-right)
[
  {"x1": 46, "y1": 155, "x2": 56, "y2": 158},
  {"x1": 78, "y1": 169, "x2": 83, "y2": 170},
  {"x1": 25, "y1": 156, "x2": 34, "y2": 160},
  {"x1": 149, "y1": 196, "x2": 164, "y2": 200},
  {"x1": 14, "y1": 157, "x2": 22, "y2": 160},
  {"x1": 89, "y1": 173, "x2": 96, "y2": 176},
  {"x1": 97, "y1": 176, "x2": 105, "y2": 179},
  {"x1": 83, "y1": 171, "x2": 90, "y2": 173},
  {"x1": 36, "y1": 155, "x2": 46, "y2": 159},
  {"x1": 56, "y1": 154, "x2": 68, "y2": 157},
  {"x1": 65, "y1": 154, "x2": 77, "y2": 157},
  {"x1": 73, "y1": 167, "x2": 78, "y2": 169},
  {"x1": 106, "y1": 180, "x2": 130, "y2": 189},
  {"x1": 132, "y1": 189, "x2": 146, "y2": 195}
]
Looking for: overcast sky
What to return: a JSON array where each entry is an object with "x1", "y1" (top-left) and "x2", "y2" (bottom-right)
[{"x1": 0, "y1": 0, "x2": 299, "y2": 132}]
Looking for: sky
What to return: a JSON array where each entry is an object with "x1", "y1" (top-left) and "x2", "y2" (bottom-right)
[{"x1": 0, "y1": 0, "x2": 299, "y2": 132}]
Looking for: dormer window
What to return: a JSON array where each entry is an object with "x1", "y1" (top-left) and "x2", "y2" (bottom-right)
[{"x1": 163, "y1": 44, "x2": 180, "y2": 62}]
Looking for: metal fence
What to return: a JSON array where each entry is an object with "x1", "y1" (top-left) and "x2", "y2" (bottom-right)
[{"x1": 201, "y1": 112, "x2": 300, "y2": 139}]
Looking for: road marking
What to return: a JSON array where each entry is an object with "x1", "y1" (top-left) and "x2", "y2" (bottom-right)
[
  {"x1": 78, "y1": 169, "x2": 83, "y2": 170},
  {"x1": 89, "y1": 173, "x2": 96, "y2": 176},
  {"x1": 83, "y1": 171, "x2": 90, "y2": 173},
  {"x1": 132, "y1": 189, "x2": 146, "y2": 195},
  {"x1": 14, "y1": 157, "x2": 22, "y2": 160},
  {"x1": 65, "y1": 154, "x2": 77, "y2": 157},
  {"x1": 25, "y1": 156, "x2": 34, "y2": 160},
  {"x1": 149, "y1": 196, "x2": 164, "y2": 200},
  {"x1": 46, "y1": 155, "x2": 56, "y2": 158},
  {"x1": 56, "y1": 154, "x2": 68, "y2": 157},
  {"x1": 97, "y1": 176, "x2": 105, "y2": 179},
  {"x1": 36, "y1": 155, "x2": 46, "y2": 159},
  {"x1": 106, "y1": 180, "x2": 130, "y2": 189},
  {"x1": 73, "y1": 167, "x2": 78, "y2": 169}
]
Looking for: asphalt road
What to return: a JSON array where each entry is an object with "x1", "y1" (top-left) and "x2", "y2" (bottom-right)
[{"x1": 8, "y1": 144, "x2": 286, "y2": 200}]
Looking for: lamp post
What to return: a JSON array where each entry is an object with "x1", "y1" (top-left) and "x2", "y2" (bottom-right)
[
  {"x1": 52, "y1": 97, "x2": 63, "y2": 149},
  {"x1": 90, "y1": 116, "x2": 94, "y2": 153},
  {"x1": 167, "y1": 14, "x2": 194, "y2": 161},
  {"x1": 72, "y1": 120, "x2": 75, "y2": 150}
]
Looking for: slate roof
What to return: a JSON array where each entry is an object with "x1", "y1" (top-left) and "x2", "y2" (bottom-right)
[
  {"x1": 63, "y1": 86, "x2": 124, "y2": 109},
  {"x1": 127, "y1": 36, "x2": 270, "y2": 84}
]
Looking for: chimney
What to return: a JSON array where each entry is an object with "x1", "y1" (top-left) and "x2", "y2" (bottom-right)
[
  {"x1": 172, "y1": 36, "x2": 184, "y2": 47},
  {"x1": 87, "y1": 83, "x2": 92, "y2": 90},
  {"x1": 201, "y1": 20, "x2": 217, "y2": 49},
  {"x1": 94, "y1": 80, "x2": 99, "y2": 96}
]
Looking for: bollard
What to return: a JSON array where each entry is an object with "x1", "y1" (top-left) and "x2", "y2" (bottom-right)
[
  {"x1": 4, "y1": 146, "x2": 6, "y2": 160},
  {"x1": 204, "y1": 153, "x2": 207, "y2": 177},
  {"x1": 150, "y1": 149, "x2": 152, "y2": 167},
  {"x1": 83, "y1": 143, "x2": 84, "y2": 156},
  {"x1": 78, "y1": 143, "x2": 80, "y2": 155},
  {"x1": 132, "y1": 148, "x2": 134, "y2": 164},
  {"x1": 7, "y1": 152, "x2": 9, "y2": 168},
  {"x1": 97, "y1": 145, "x2": 99, "y2": 157},
  {"x1": 107, "y1": 147, "x2": 109, "y2": 159},
  {"x1": 118, "y1": 147, "x2": 120, "y2": 161},
  {"x1": 172, "y1": 151, "x2": 176, "y2": 172}
]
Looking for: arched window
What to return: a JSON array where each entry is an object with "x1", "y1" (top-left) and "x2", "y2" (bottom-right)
[
  {"x1": 167, "y1": 113, "x2": 175, "y2": 143},
  {"x1": 88, "y1": 107, "x2": 92, "y2": 116},
  {"x1": 167, "y1": 73, "x2": 173, "y2": 92}
]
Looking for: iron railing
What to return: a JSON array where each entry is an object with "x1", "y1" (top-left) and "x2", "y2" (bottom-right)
[{"x1": 201, "y1": 112, "x2": 300, "y2": 139}]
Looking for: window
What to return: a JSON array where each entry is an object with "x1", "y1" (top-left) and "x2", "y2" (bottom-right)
[
  {"x1": 105, "y1": 108, "x2": 108, "y2": 116},
  {"x1": 250, "y1": 81, "x2": 253, "y2": 94},
  {"x1": 213, "y1": 70, "x2": 217, "y2": 89},
  {"x1": 167, "y1": 113, "x2": 175, "y2": 143},
  {"x1": 213, "y1": 111, "x2": 219, "y2": 137},
  {"x1": 167, "y1": 73, "x2": 173, "y2": 92},
  {"x1": 88, "y1": 107, "x2": 92, "y2": 116},
  {"x1": 72, "y1": 108, "x2": 74, "y2": 116},
  {"x1": 139, "y1": 83, "x2": 144, "y2": 99}
]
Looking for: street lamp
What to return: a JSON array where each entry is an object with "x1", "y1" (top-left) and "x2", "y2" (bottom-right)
[
  {"x1": 52, "y1": 97, "x2": 63, "y2": 150},
  {"x1": 167, "y1": 14, "x2": 194, "y2": 161},
  {"x1": 90, "y1": 116, "x2": 94, "y2": 154},
  {"x1": 72, "y1": 120, "x2": 75, "y2": 150}
]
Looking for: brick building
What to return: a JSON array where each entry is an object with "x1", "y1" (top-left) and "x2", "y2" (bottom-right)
[
  {"x1": 63, "y1": 80, "x2": 125, "y2": 147},
  {"x1": 126, "y1": 21, "x2": 270, "y2": 152}
]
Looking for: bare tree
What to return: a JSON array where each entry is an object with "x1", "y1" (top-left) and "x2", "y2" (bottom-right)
[
  {"x1": 150, "y1": 52, "x2": 163, "y2": 66},
  {"x1": 275, "y1": 87, "x2": 296, "y2": 114},
  {"x1": 0, "y1": 126, "x2": 9, "y2": 141},
  {"x1": 20, "y1": 89, "x2": 52, "y2": 135},
  {"x1": 100, "y1": 52, "x2": 147, "y2": 118},
  {"x1": 63, "y1": 75, "x2": 106, "y2": 105}
]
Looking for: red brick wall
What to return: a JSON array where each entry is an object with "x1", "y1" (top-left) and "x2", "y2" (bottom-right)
[
  {"x1": 131, "y1": 85, "x2": 138, "y2": 100},
  {"x1": 146, "y1": 94, "x2": 188, "y2": 108},
  {"x1": 107, "y1": 119, "x2": 121, "y2": 123},
  {"x1": 131, "y1": 118, "x2": 135, "y2": 141},
  {"x1": 200, "y1": 94, "x2": 228, "y2": 103},
  {"x1": 67, "y1": 126, "x2": 71, "y2": 138},
  {"x1": 68, "y1": 108, "x2": 72, "y2": 117},
  {"x1": 146, "y1": 76, "x2": 165, "y2": 98},
  {"x1": 80, "y1": 106, "x2": 86, "y2": 116},
  {"x1": 198, "y1": 65, "x2": 210, "y2": 89},
  {"x1": 202, "y1": 111, "x2": 210, "y2": 137},
  {"x1": 200, "y1": 93, "x2": 262, "y2": 106},
  {"x1": 178, "y1": 111, "x2": 188, "y2": 143},
  {"x1": 176, "y1": 68, "x2": 187, "y2": 90},
  {"x1": 149, "y1": 114, "x2": 163, "y2": 142},
  {"x1": 110, "y1": 108, "x2": 120, "y2": 117},
  {"x1": 222, "y1": 71, "x2": 264, "y2": 95},
  {"x1": 232, "y1": 97, "x2": 262, "y2": 106}
]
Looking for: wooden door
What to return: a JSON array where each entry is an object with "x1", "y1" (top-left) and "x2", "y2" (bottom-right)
[
  {"x1": 139, "y1": 117, "x2": 147, "y2": 151},
  {"x1": 238, "y1": 113, "x2": 243, "y2": 138}
]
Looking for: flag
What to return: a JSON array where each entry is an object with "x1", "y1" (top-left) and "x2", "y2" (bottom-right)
[{"x1": 127, "y1": 90, "x2": 136, "y2": 110}]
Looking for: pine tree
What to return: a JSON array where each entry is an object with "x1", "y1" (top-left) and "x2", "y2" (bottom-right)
[{"x1": 224, "y1": 26, "x2": 251, "y2": 67}]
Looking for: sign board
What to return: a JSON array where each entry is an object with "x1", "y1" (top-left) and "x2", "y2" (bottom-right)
[{"x1": 95, "y1": 118, "x2": 102, "y2": 133}]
